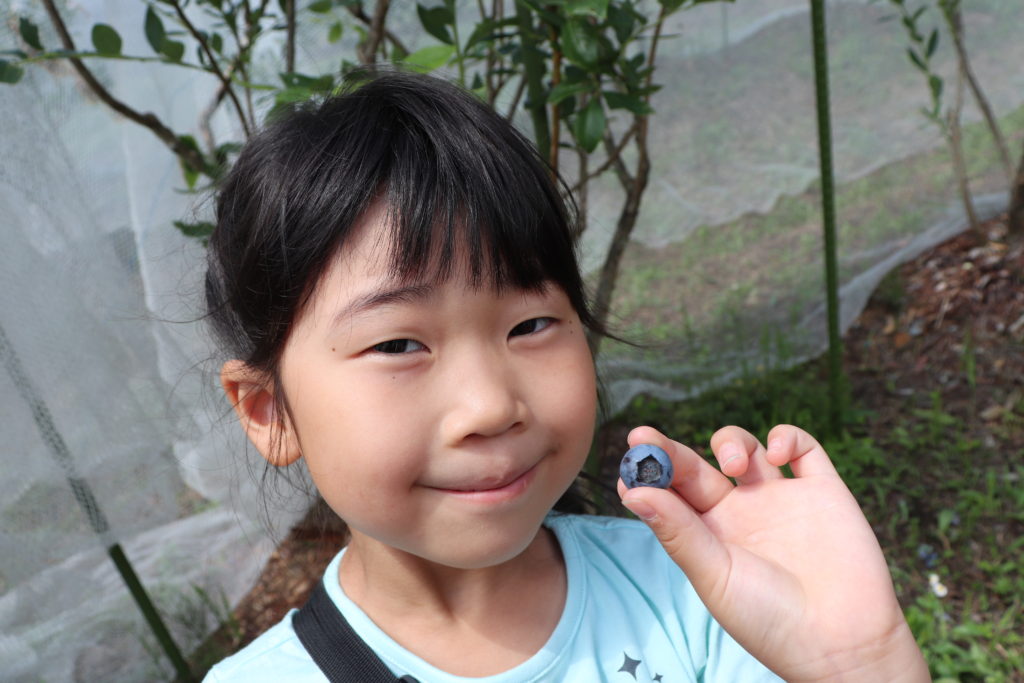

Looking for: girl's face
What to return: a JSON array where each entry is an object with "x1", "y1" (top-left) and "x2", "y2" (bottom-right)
[{"x1": 274, "y1": 205, "x2": 597, "y2": 569}]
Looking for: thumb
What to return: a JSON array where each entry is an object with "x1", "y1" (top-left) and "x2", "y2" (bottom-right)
[{"x1": 622, "y1": 488, "x2": 732, "y2": 602}]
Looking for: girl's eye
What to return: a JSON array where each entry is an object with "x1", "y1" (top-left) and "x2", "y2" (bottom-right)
[
  {"x1": 509, "y1": 317, "x2": 554, "y2": 338},
  {"x1": 371, "y1": 339, "x2": 425, "y2": 354}
]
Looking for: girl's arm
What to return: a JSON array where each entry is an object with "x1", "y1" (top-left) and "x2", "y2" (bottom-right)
[{"x1": 618, "y1": 424, "x2": 930, "y2": 682}]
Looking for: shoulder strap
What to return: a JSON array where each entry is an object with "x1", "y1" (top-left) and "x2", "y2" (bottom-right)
[{"x1": 293, "y1": 580, "x2": 418, "y2": 682}]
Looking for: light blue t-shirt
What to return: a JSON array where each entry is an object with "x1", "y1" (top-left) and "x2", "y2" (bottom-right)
[{"x1": 205, "y1": 514, "x2": 781, "y2": 682}]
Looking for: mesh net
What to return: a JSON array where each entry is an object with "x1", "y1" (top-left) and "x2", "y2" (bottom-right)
[{"x1": 1, "y1": 0, "x2": 1021, "y2": 679}]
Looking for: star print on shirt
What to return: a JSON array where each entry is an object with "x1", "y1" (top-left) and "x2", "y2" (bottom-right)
[
  {"x1": 653, "y1": 675, "x2": 663, "y2": 682},
  {"x1": 618, "y1": 652, "x2": 641, "y2": 679}
]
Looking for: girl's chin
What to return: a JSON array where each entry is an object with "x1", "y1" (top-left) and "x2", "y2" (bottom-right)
[{"x1": 357, "y1": 517, "x2": 551, "y2": 572}]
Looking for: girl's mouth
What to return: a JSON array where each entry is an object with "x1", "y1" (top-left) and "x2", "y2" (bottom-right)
[{"x1": 431, "y1": 463, "x2": 538, "y2": 504}]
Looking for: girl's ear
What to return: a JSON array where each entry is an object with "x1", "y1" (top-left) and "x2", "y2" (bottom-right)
[{"x1": 220, "y1": 360, "x2": 302, "y2": 467}]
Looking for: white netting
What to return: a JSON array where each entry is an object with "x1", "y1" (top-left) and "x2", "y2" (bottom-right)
[{"x1": 1, "y1": 0, "x2": 1020, "y2": 679}]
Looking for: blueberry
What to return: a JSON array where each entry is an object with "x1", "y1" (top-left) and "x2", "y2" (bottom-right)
[{"x1": 620, "y1": 444, "x2": 673, "y2": 489}]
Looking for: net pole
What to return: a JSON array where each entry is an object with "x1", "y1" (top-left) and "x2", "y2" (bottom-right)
[
  {"x1": 809, "y1": 0, "x2": 845, "y2": 436},
  {"x1": 0, "y1": 322, "x2": 195, "y2": 682}
]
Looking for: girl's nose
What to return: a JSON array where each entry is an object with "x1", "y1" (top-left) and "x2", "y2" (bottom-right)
[{"x1": 440, "y1": 349, "x2": 526, "y2": 444}]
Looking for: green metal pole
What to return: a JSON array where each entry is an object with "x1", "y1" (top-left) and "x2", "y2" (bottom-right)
[
  {"x1": 0, "y1": 323, "x2": 194, "y2": 681},
  {"x1": 809, "y1": 0, "x2": 845, "y2": 437}
]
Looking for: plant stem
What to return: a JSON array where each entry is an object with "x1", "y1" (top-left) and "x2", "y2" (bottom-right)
[
  {"x1": 39, "y1": 0, "x2": 207, "y2": 174},
  {"x1": 809, "y1": 0, "x2": 845, "y2": 437},
  {"x1": 513, "y1": 0, "x2": 550, "y2": 157}
]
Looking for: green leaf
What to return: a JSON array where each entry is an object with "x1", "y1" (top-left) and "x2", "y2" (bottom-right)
[
  {"x1": 173, "y1": 220, "x2": 215, "y2": 243},
  {"x1": 607, "y1": 3, "x2": 638, "y2": 45},
  {"x1": 926, "y1": 28, "x2": 938, "y2": 58},
  {"x1": 19, "y1": 17, "x2": 44, "y2": 51},
  {"x1": 548, "y1": 81, "x2": 591, "y2": 105},
  {"x1": 308, "y1": 0, "x2": 332, "y2": 13},
  {"x1": 328, "y1": 21, "x2": 343, "y2": 43},
  {"x1": 906, "y1": 47, "x2": 926, "y2": 72},
  {"x1": 162, "y1": 39, "x2": 185, "y2": 62},
  {"x1": 658, "y1": 0, "x2": 687, "y2": 13},
  {"x1": 928, "y1": 73, "x2": 943, "y2": 102},
  {"x1": 417, "y1": 4, "x2": 454, "y2": 45},
  {"x1": 144, "y1": 7, "x2": 165, "y2": 55},
  {"x1": 402, "y1": 43, "x2": 455, "y2": 72},
  {"x1": 176, "y1": 135, "x2": 204, "y2": 189},
  {"x1": 603, "y1": 90, "x2": 653, "y2": 115},
  {"x1": 279, "y1": 71, "x2": 334, "y2": 92},
  {"x1": 92, "y1": 24, "x2": 123, "y2": 56},
  {"x1": 210, "y1": 32, "x2": 223, "y2": 54},
  {"x1": 565, "y1": 0, "x2": 609, "y2": 20},
  {"x1": 573, "y1": 96, "x2": 605, "y2": 152},
  {"x1": 465, "y1": 17, "x2": 517, "y2": 51},
  {"x1": 561, "y1": 17, "x2": 599, "y2": 68},
  {"x1": 0, "y1": 59, "x2": 24, "y2": 84}
]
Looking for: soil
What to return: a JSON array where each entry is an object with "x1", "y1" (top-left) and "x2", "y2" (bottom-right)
[{"x1": 200, "y1": 214, "x2": 1024, "y2": 666}]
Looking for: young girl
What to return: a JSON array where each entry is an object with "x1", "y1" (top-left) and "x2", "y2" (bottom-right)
[{"x1": 203, "y1": 70, "x2": 928, "y2": 682}]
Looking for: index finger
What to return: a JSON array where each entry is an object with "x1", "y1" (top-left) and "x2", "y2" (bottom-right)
[{"x1": 622, "y1": 426, "x2": 733, "y2": 513}]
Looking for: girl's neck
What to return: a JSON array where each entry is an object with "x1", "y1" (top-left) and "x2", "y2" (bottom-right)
[{"x1": 337, "y1": 526, "x2": 566, "y2": 676}]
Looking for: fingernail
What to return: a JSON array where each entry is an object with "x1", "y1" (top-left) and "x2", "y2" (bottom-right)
[
  {"x1": 721, "y1": 444, "x2": 742, "y2": 468},
  {"x1": 622, "y1": 498, "x2": 658, "y2": 522}
]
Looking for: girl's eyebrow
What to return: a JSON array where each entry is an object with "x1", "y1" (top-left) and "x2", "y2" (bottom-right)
[{"x1": 330, "y1": 283, "x2": 435, "y2": 328}]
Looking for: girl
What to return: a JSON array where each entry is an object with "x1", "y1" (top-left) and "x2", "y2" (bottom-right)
[{"x1": 203, "y1": 70, "x2": 928, "y2": 682}]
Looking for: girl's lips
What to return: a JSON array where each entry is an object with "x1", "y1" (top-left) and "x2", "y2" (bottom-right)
[{"x1": 432, "y1": 463, "x2": 538, "y2": 504}]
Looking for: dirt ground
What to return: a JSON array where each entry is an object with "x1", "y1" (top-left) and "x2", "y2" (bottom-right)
[{"x1": 207, "y1": 214, "x2": 1024, "y2": 660}]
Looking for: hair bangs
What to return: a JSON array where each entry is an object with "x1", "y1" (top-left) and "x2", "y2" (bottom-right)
[{"x1": 362, "y1": 74, "x2": 583, "y2": 304}]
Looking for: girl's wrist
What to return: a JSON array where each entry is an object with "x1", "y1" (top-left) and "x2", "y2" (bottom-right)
[{"x1": 788, "y1": 622, "x2": 930, "y2": 683}]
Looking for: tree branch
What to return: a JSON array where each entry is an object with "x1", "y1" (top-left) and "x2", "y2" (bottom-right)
[
  {"x1": 513, "y1": 0, "x2": 550, "y2": 156},
  {"x1": 347, "y1": 4, "x2": 409, "y2": 57},
  {"x1": 601, "y1": 127, "x2": 634, "y2": 189},
  {"x1": 39, "y1": 0, "x2": 206, "y2": 174},
  {"x1": 940, "y1": 1, "x2": 1013, "y2": 183},
  {"x1": 168, "y1": 0, "x2": 252, "y2": 136},
  {"x1": 356, "y1": 0, "x2": 391, "y2": 64},
  {"x1": 285, "y1": 0, "x2": 296, "y2": 74},
  {"x1": 505, "y1": 74, "x2": 527, "y2": 120},
  {"x1": 549, "y1": 24, "x2": 562, "y2": 170},
  {"x1": 571, "y1": 123, "x2": 636, "y2": 194}
]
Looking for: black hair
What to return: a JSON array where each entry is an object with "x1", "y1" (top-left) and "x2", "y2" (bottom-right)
[{"x1": 205, "y1": 69, "x2": 609, "y2": 525}]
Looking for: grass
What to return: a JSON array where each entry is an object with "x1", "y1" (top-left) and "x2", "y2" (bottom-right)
[
  {"x1": 597, "y1": 100, "x2": 1024, "y2": 382},
  {"x1": 601, "y1": 359, "x2": 1024, "y2": 681}
]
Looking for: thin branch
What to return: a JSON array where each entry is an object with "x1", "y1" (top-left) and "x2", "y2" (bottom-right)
[
  {"x1": 634, "y1": 6, "x2": 666, "y2": 161},
  {"x1": 549, "y1": 24, "x2": 561, "y2": 171},
  {"x1": 199, "y1": 81, "x2": 228, "y2": 152},
  {"x1": 356, "y1": 0, "x2": 391, "y2": 64},
  {"x1": 941, "y1": 1, "x2": 1013, "y2": 183},
  {"x1": 39, "y1": 0, "x2": 206, "y2": 173},
  {"x1": 570, "y1": 123, "x2": 637, "y2": 194},
  {"x1": 243, "y1": 0, "x2": 272, "y2": 126},
  {"x1": 601, "y1": 128, "x2": 634, "y2": 189},
  {"x1": 285, "y1": 0, "x2": 296, "y2": 74},
  {"x1": 479, "y1": 0, "x2": 495, "y2": 103},
  {"x1": 574, "y1": 147, "x2": 588, "y2": 240},
  {"x1": 946, "y1": 47, "x2": 980, "y2": 233},
  {"x1": 168, "y1": 0, "x2": 252, "y2": 136},
  {"x1": 513, "y1": 1, "x2": 550, "y2": 155},
  {"x1": 505, "y1": 74, "x2": 527, "y2": 120},
  {"x1": 347, "y1": 4, "x2": 410, "y2": 57}
]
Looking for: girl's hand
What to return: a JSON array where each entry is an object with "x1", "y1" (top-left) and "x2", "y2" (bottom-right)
[{"x1": 618, "y1": 425, "x2": 929, "y2": 682}]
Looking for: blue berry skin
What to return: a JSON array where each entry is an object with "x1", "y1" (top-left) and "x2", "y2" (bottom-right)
[{"x1": 620, "y1": 444, "x2": 673, "y2": 489}]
